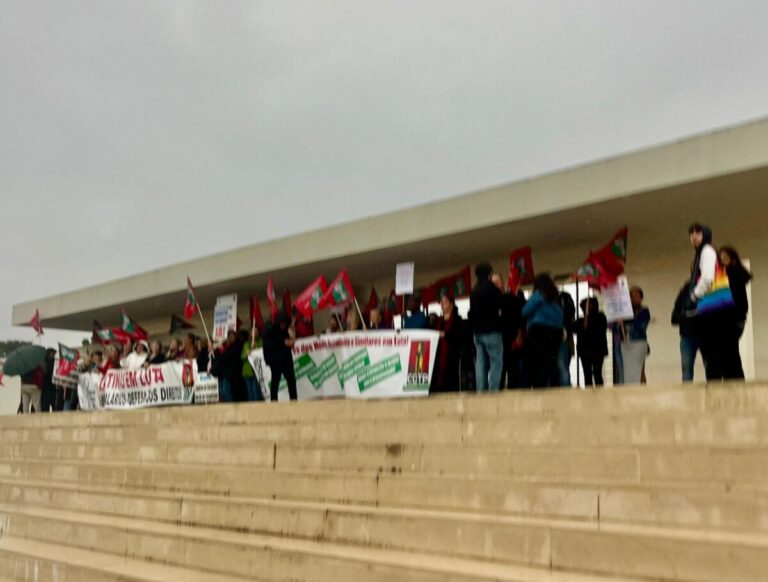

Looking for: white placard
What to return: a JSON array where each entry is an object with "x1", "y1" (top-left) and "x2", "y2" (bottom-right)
[
  {"x1": 213, "y1": 294, "x2": 238, "y2": 342},
  {"x1": 600, "y1": 276, "x2": 634, "y2": 322},
  {"x1": 395, "y1": 262, "x2": 415, "y2": 295},
  {"x1": 194, "y1": 371, "x2": 220, "y2": 404}
]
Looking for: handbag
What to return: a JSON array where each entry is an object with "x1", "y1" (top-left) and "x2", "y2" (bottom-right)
[{"x1": 696, "y1": 258, "x2": 735, "y2": 315}]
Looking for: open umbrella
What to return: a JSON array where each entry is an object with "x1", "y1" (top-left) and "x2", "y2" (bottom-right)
[{"x1": 2, "y1": 344, "x2": 46, "y2": 377}]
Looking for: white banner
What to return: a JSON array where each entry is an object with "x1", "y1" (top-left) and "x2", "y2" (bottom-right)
[
  {"x1": 78, "y1": 361, "x2": 196, "y2": 410},
  {"x1": 248, "y1": 330, "x2": 439, "y2": 401},
  {"x1": 213, "y1": 294, "x2": 238, "y2": 342}
]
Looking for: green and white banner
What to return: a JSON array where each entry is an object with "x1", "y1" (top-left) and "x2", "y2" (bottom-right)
[{"x1": 248, "y1": 330, "x2": 439, "y2": 401}]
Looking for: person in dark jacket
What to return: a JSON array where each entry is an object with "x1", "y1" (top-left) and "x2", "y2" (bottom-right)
[
  {"x1": 522, "y1": 274, "x2": 564, "y2": 388},
  {"x1": 672, "y1": 282, "x2": 702, "y2": 382},
  {"x1": 193, "y1": 338, "x2": 208, "y2": 372},
  {"x1": 403, "y1": 295, "x2": 428, "y2": 329},
  {"x1": 574, "y1": 298, "x2": 608, "y2": 387},
  {"x1": 468, "y1": 262, "x2": 503, "y2": 392},
  {"x1": 263, "y1": 311, "x2": 297, "y2": 401},
  {"x1": 720, "y1": 246, "x2": 752, "y2": 380},
  {"x1": 430, "y1": 294, "x2": 465, "y2": 393},
  {"x1": 42, "y1": 348, "x2": 57, "y2": 413},
  {"x1": 492, "y1": 273, "x2": 525, "y2": 389}
]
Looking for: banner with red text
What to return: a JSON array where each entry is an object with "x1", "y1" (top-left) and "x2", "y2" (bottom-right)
[
  {"x1": 78, "y1": 361, "x2": 196, "y2": 410},
  {"x1": 248, "y1": 330, "x2": 439, "y2": 401}
]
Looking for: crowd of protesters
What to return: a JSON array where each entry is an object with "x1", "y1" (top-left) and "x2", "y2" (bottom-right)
[{"x1": 16, "y1": 221, "x2": 751, "y2": 413}]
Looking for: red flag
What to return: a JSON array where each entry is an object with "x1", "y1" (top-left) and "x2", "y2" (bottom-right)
[
  {"x1": 421, "y1": 266, "x2": 471, "y2": 306},
  {"x1": 29, "y1": 309, "x2": 43, "y2": 336},
  {"x1": 318, "y1": 269, "x2": 355, "y2": 309},
  {"x1": 0, "y1": 373, "x2": 4, "y2": 386},
  {"x1": 508, "y1": 247, "x2": 535, "y2": 293},
  {"x1": 95, "y1": 327, "x2": 132, "y2": 345},
  {"x1": 266, "y1": 278, "x2": 278, "y2": 322},
  {"x1": 170, "y1": 315, "x2": 196, "y2": 335},
  {"x1": 57, "y1": 343, "x2": 79, "y2": 377},
  {"x1": 121, "y1": 310, "x2": 149, "y2": 341},
  {"x1": 250, "y1": 295, "x2": 264, "y2": 332},
  {"x1": 92, "y1": 320, "x2": 104, "y2": 345},
  {"x1": 295, "y1": 276, "x2": 328, "y2": 319},
  {"x1": 184, "y1": 277, "x2": 199, "y2": 319},
  {"x1": 574, "y1": 227, "x2": 629, "y2": 288},
  {"x1": 362, "y1": 287, "x2": 379, "y2": 321},
  {"x1": 294, "y1": 313, "x2": 315, "y2": 338}
]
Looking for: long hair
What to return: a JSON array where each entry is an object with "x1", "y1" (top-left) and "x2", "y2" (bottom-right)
[
  {"x1": 720, "y1": 246, "x2": 753, "y2": 282},
  {"x1": 533, "y1": 273, "x2": 559, "y2": 303}
]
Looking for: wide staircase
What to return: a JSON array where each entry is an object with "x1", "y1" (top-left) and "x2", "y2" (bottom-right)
[{"x1": 0, "y1": 383, "x2": 766, "y2": 581}]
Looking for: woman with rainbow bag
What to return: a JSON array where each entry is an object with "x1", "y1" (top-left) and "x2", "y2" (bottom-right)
[{"x1": 687, "y1": 223, "x2": 739, "y2": 381}]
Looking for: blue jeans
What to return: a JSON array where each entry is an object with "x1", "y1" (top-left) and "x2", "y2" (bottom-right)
[
  {"x1": 474, "y1": 332, "x2": 503, "y2": 392},
  {"x1": 244, "y1": 377, "x2": 264, "y2": 402},
  {"x1": 219, "y1": 378, "x2": 234, "y2": 403},
  {"x1": 62, "y1": 389, "x2": 78, "y2": 411},
  {"x1": 557, "y1": 341, "x2": 572, "y2": 387},
  {"x1": 613, "y1": 336, "x2": 624, "y2": 385},
  {"x1": 680, "y1": 335, "x2": 699, "y2": 382}
]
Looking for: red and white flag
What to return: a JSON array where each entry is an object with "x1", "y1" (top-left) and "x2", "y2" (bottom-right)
[
  {"x1": 184, "y1": 277, "x2": 199, "y2": 319},
  {"x1": 266, "y1": 278, "x2": 278, "y2": 323},
  {"x1": 29, "y1": 309, "x2": 43, "y2": 336}
]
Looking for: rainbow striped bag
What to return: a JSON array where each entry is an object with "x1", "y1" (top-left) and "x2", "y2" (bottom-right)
[{"x1": 696, "y1": 259, "x2": 735, "y2": 315}]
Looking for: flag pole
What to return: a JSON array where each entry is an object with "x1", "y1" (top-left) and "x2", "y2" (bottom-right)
[
  {"x1": 333, "y1": 310, "x2": 343, "y2": 331},
  {"x1": 354, "y1": 298, "x2": 367, "y2": 330}
]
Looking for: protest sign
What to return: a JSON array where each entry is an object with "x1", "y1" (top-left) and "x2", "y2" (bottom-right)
[
  {"x1": 601, "y1": 275, "x2": 634, "y2": 322},
  {"x1": 194, "y1": 370, "x2": 220, "y2": 404},
  {"x1": 248, "y1": 330, "x2": 439, "y2": 402},
  {"x1": 78, "y1": 361, "x2": 195, "y2": 410},
  {"x1": 395, "y1": 262, "x2": 415, "y2": 295},
  {"x1": 213, "y1": 294, "x2": 238, "y2": 342}
]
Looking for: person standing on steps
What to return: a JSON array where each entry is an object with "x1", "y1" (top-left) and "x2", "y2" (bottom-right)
[
  {"x1": 263, "y1": 311, "x2": 298, "y2": 401},
  {"x1": 469, "y1": 262, "x2": 504, "y2": 392},
  {"x1": 522, "y1": 274, "x2": 564, "y2": 388},
  {"x1": 672, "y1": 281, "x2": 703, "y2": 382}
]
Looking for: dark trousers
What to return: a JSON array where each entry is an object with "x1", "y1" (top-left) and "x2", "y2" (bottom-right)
[
  {"x1": 526, "y1": 326, "x2": 562, "y2": 388},
  {"x1": 41, "y1": 386, "x2": 57, "y2": 413},
  {"x1": 269, "y1": 360, "x2": 297, "y2": 401},
  {"x1": 698, "y1": 315, "x2": 744, "y2": 381},
  {"x1": 500, "y1": 348, "x2": 524, "y2": 389},
  {"x1": 579, "y1": 355, "x2": 605, "y2": 387}
]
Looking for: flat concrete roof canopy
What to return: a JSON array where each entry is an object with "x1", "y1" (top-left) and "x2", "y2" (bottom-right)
[{"x1": 12, "y1": 117, "x2": 768, "y2": 332}]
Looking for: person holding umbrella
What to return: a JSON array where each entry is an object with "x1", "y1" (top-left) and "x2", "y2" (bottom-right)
[{"x1": 3, "y1": 344, "x2": 47, "y2": 413}]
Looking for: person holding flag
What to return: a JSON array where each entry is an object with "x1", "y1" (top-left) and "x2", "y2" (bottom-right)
[{"x1": 263, "y1": 311, "x2": 297, "y2": 401}]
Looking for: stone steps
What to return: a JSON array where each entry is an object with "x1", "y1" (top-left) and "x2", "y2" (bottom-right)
[
  {"x1": 2, "y1": 383, "x2": 765, "y2": 432},
  {"x1": 0, "y1": 504, "x2": 647, "y2": 582},
  {"x1": 1, "y1": 471, "x2": 767, "y2": 543},
  {"x1": 2, "y1": 457, "x2": 766, "y2": 518},
  {"x1": 0, "y1": 536, "x2": 252, "y2": 581},
  {"x1": 5, "y1": 411, "x2": 768, "y2": 447},
  {"x1": 1, "y1": 383, "x2": 767, "y2": 580},
  {"x1": 1, "y1": 441, "x2": 767, "y2": 485}
]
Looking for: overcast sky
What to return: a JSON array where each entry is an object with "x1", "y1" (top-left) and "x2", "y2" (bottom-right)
[{"x1": 2, "y1": 0, "x2": 768, "y2": 346}]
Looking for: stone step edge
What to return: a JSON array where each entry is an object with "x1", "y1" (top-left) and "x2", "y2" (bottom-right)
[
  {"x1": 3, "y1": 473, "x2": 768, "y2": 536},
  {"x1": 0, "y1": 536, "x2": 254, "y2": 582},
  {"x1": 4, "y1": 457, "x2": 765, "y2": 493},
  {"x1": 0, "y1": 504, "x2": 644, "y2": 582},
  {"x1": 4, "y1": 494, "x2": 768, "y2": 555}
]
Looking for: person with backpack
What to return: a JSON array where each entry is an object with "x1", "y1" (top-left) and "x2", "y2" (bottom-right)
[
  {"x1": 688, "y1": 223, "x2": 732, "y2": 381},
  {"x1": 672, "y1": 281, "x2": 703, "y2": 382}
]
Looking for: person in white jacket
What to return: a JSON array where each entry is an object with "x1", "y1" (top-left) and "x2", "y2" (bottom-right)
[
  {"x1": 688, "y1": 223, "x2": 724, "y2": 380},
  {"x1": 125, "y1": 340, "x2": 149, "y2": 369}
]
